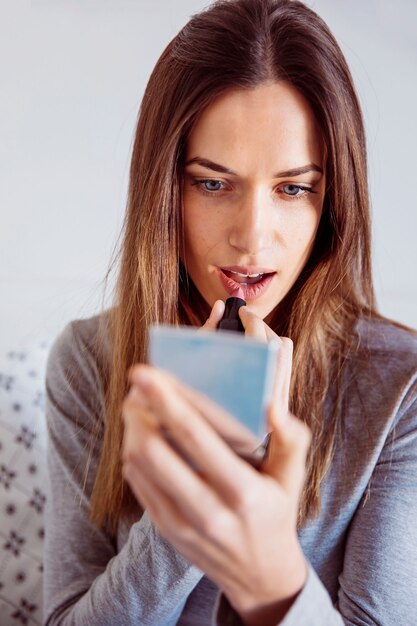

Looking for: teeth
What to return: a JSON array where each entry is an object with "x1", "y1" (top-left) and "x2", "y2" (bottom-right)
[{"x1": 229, "y1": 270, "x2": 263, "y2": 278}]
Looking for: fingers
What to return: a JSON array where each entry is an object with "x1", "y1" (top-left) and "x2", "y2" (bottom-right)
[
  {"x1": 123, "y1": 452, "x2": 235, "y2": 580},
  {"x1": 122, "y1": 389, "x2": 225, "y2": 530},
  {"x1": 262, "y1": 335, "x2": 305, "y2": 509},
  {"x1": 200, "y1": 300, "x2": 225, "y2": 331},
  {"x1": 238, "y1": 306, "x2": 294, "y2": 428},
  {"x1": 238, "y1": 307, "x2": 280, "y2": 343},
  {"x1": 269, "y1": 336, "x2": 293, "y2": 419},
  {"x1": 123, "y1": 447, "x2": 182, "y2": 526},
  {"x1": 202, "y1": 301, "x2": 278, "y2": 343},
  {"x1": 263, "y1": 410, "x2": 311, "y2": 512},
  {"x1": 231, "y1": 311, "x2": 305, "y2": 509},
  {"x1": 122, "y1": 436, "x2": 218, "y2": 560},
  {"x1": 238, "y1": 307, "x2": 268, "y2": 341},
  {"x1": 125, "y1": 367, "x2": 256, "y2": 505}
]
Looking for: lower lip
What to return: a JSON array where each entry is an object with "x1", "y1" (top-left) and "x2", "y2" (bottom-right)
[{"x1": 216, "y1": 268, "x2": 275, "y2": 300}]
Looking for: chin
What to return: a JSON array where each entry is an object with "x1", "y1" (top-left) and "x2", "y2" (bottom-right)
[{"x1": 250, "y1": 301, "x2": 277, "y2": 321}]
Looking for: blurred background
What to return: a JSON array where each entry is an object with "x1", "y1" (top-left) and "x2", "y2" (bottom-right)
[{"x1": 1, "y1": 0, "x2": 416, "y2": 349}]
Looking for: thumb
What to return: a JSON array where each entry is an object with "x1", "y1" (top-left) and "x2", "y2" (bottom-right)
[
  {"x1": 200, "y1": 300, "x2": 225, "y2": 331},
  {"x1": 263, "y1": 407, "x2": 311, "y2": 506}
]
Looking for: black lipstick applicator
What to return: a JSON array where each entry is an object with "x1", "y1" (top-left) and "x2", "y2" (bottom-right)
[{"x1": 217, "y1": 287, "x2": 246, "y2": 333}]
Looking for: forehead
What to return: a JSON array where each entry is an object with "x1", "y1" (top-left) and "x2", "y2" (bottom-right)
[{"x1": 186, "y1": 81, "x2": 324, "y2": 173}]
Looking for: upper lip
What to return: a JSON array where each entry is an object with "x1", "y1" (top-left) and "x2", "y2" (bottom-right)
[{"x1": 219, "y1": 265, "x2": 276, "y2": 275}]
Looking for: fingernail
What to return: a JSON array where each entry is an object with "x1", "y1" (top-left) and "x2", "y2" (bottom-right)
[
  {"x1": 128, "y1": 385, "x2": 145, "y2": 401},
  {"x1": 214, "y1": 300, "x2": 225, "y2": 317},
  {"x1": 130, "y1": 366, "x2": 152, "y2": 391}
]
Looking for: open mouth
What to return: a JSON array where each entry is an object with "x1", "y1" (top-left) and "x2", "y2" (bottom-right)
[
  {"x1": 217, "y1": 267, "x2": 276, "y2": 300},
  {"x1": 221, "y1": 269, "x2": 273, "y2": 285}
]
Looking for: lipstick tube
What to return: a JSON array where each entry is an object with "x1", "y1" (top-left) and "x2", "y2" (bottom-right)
[{"x1": 217, "y1": 290, "x2": 246, "y2": 333}]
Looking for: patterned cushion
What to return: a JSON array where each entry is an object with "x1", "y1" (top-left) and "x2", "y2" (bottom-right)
[{"x1": 0, "y1": 340, "x2": 50, "y2": 626}]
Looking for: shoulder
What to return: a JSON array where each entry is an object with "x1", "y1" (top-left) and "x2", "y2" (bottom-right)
[
  {"x1": 353, "y1": 315, "x2": 417, "y2": 374},
  {"x1": 355, "y1": 315, "x2": 417, "y2": 354},
  {"x1": 46, "y1": 311, "x2": 112, "y2": 434},
  {"x1": 349, "y1": 315, "x2": 417, "y2": 421},
  {"x1": 47, "y1": 312, "x2": 111, "y2": 385}
]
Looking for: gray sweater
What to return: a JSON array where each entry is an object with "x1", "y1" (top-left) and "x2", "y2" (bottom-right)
[{"x1": 44, "y1": 314, "x2": 417, "y2": 625}]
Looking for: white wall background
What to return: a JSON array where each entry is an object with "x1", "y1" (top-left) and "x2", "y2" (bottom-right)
[{"x1": 1, "y1": 0, "x2": 416, "y2": 349}]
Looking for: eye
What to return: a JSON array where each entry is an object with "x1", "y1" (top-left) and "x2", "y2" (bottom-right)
[
  {"x1": 192, "y1": 179, "x2": 224, "y2": 193},
  {"x1": 190, "y1": 178, "x2": 228, "y2": 196},
  {"x1": 281, "y1": 184, "x2": 312, "y2": 197},
  {"x1": 204, "y1": 180, "x2": 223, "y2": 192}
]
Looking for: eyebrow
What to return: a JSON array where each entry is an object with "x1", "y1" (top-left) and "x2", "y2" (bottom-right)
[{"x1": 184, "y1": 157, "x2": 323, "y2": 178}]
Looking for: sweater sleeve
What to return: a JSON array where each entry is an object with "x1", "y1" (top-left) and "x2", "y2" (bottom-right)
[
  {"x1": 214, "y1": 378, "x2": 417, "y2": 626},
  {"x1": 43, "y1": 321, "x2": 204, "y2": 626}
]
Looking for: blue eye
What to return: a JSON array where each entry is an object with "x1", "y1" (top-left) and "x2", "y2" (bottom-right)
[
  {"x1": 282, "y1": 184, "x2": 307, "y2": 196},
  {"x1": 202, "y1": 180, "x2": 223, "y2": 192},
  {"x1": 191, "y1": 178, "x2": 225, "y2": 195}
]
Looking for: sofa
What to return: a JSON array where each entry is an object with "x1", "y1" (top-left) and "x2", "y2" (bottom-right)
[{"x1": 0, "y1": 339, "x2": 50, "y2": 625}]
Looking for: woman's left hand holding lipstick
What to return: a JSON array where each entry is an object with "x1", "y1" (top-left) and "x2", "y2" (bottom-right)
[{"x1": 121, "y1": 304, "x2": 311, "y2": 625}]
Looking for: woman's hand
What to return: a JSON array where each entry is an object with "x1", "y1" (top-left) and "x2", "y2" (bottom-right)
[
  {"x1": 121, "y1": 304, "x2": 311, "y2": 625},
  {"x1": 199, "y1": 298, "x2": 225, "y2": 331}
]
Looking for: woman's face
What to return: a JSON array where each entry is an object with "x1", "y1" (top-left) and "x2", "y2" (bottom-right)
[{"x1": 182, "y1": 81, "x2": 325, "y2": 323}]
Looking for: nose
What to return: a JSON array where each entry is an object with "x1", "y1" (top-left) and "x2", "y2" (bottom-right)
[{"x1": 228, "y1": 189, "x2": 274, "y2": 255}]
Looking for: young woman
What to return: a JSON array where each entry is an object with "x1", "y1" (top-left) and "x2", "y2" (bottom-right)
[{"x1": 44, "y1": 1, "x2": 417, "y2": 624}]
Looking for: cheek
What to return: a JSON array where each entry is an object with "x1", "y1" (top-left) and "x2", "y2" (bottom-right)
[
  {"x1": 284, "y1": 208, "x2": 322, "y2": 259},
  {"x1": 183, "y1": 214, "x2": 208, "y2": 255},
  {"x1": 182, "y1": 210, "x2": 217, "y2": 269},
  {"x1": 183, "y1": 204, "x2": 225, "y2": 259}
]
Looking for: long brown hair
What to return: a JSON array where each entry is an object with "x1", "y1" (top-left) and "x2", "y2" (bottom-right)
[{"x1": 90, "y1": 0, "x2": 377, "y2": 532}]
